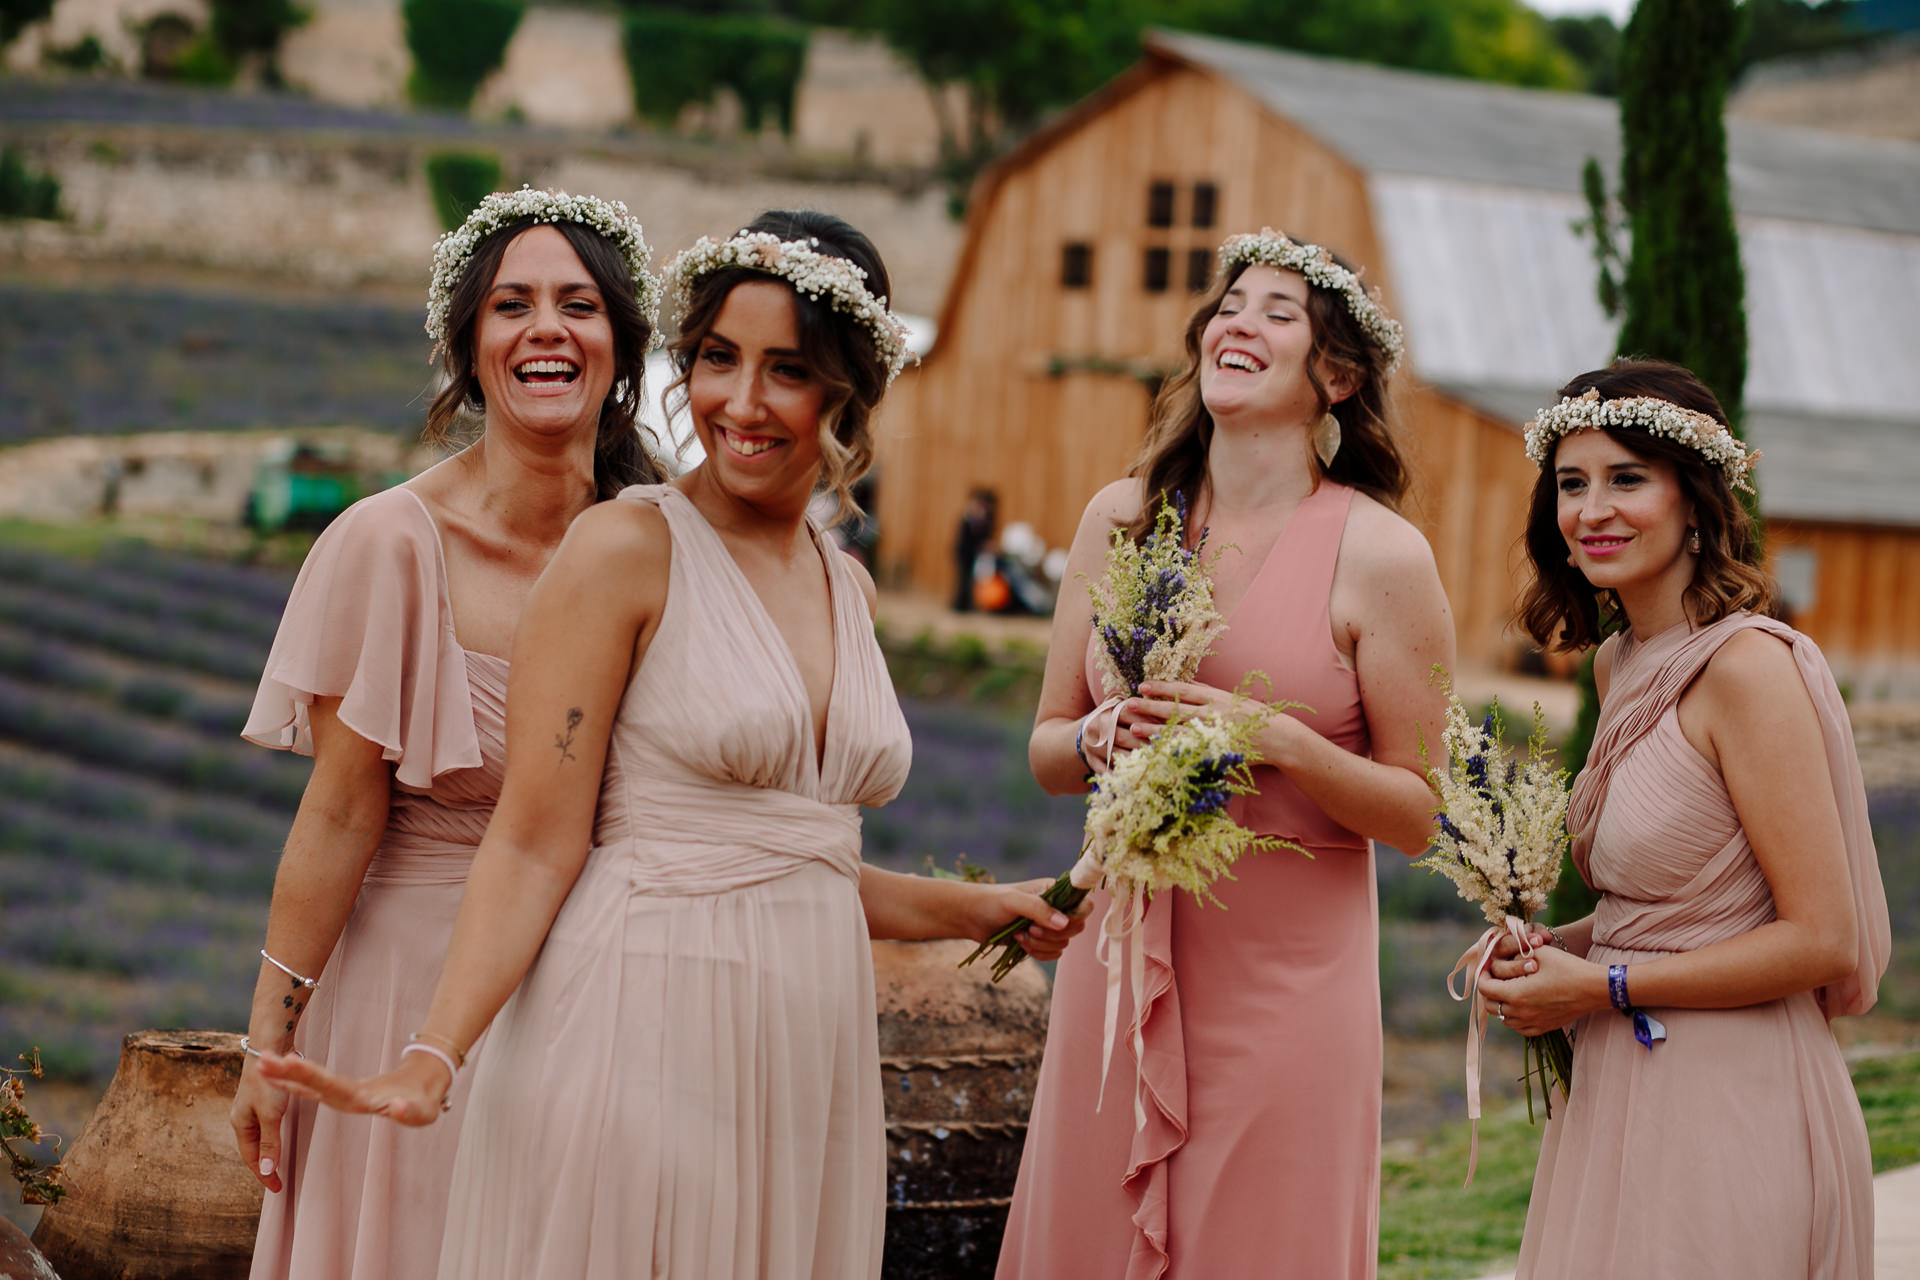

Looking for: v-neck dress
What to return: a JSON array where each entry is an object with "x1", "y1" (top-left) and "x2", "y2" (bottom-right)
[
  {"x1": 437, "y1": 483, "x2": 913, "y2": 1280},
  {"x1": 999, "y1": 479, "x2": 1382, "y2": 1280},
  {"x1": 241, "y1": 486, "x2": 508, "y2": 1280}
]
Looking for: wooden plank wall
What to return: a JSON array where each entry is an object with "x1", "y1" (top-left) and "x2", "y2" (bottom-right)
[
  {"x1": 874, "y1": 64, "x2": 1387, "y2": 600},
  {"x1": 1767, "y1": 519, "x2": 1920, "y2": 695}
]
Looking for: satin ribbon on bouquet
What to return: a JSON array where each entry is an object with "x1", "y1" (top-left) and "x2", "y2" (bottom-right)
[{"x1": 1446, "y1": 914, "x2": 1535, "y2": 1186}]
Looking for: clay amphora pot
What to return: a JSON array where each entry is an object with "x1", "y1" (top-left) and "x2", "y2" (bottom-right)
[
  {"x1": 0, "y1": 1219, "x2": 59, "y2": 1280},
  {"x1": 32, "y1": 1032, "x2": 262, "y2": 1280},
  {"x1": 872, "y1": 938, "x2": 1052, "y2": 1280}
]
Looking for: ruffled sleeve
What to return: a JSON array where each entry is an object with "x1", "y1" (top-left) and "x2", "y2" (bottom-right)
[{"x1": 241, "y1": 487, "x2": 482, "y2": 792}]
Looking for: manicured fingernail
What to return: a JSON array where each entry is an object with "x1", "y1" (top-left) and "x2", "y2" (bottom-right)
[
  {"x1": 259, "y1": 1158, "x2": 275, "y2": 1177},
  {"x1": 1050, "y1": 914, "x2": 1068, "y2": 928}
]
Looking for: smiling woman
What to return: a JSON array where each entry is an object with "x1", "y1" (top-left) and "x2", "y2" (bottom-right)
[{"x1": 230, "y1": 189, "x2": 669, "y2": 1280}]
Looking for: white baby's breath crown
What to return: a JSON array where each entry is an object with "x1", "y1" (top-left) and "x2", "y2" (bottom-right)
[
  {"x1": 1524, "y1": 388, "x2": 1756, "y2": 493},
  {"x1": 668, "y1": 231, "x2": 913, "y2": 384},
  {"x1": 426, "y1": 186, "x2": 663, "y2": 355},
  {"x1": 1218, "y1": 228, "x2": 1405, "y2": 374}
]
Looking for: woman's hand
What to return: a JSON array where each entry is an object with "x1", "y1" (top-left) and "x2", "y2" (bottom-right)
[
  {"x1": 1134, "y1": 679, "x2": 1295, "y2": 764},
  {"x1": 1477, "y1": 946, "x2": 1610, "y2": 1038},
  {"x1": 229, "y1": 1062, "x2": 291, "y2": 1193},
  {"x1": 255, "y1": 1048, "x2": 452, "y2": 1129},
  {"x1": 966, "y1": 879, "x2": 1091, "y2": 961}
]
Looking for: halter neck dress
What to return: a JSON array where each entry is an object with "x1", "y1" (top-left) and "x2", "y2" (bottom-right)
[
  {"x1": 999, "y1": 479, "x2": 1385, "y2": 1279},
  {"x1": 242, "y1": 486, "x2": 507, "y2": 1280},
  {"x1": 1515, "y1": 612, "x2": 1890, "y2": 1278},
  {"x1": 436, "y1": 483, "x2": 913, "y2": 1280}
]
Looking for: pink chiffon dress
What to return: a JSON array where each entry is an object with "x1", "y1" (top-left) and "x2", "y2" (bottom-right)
[
  {"x1": 1515, "y1": 613, "x2": 1890, "y2": 1278},
  {"x1": 241, "y1": 486, "x2": 506, "y2": 1280},
  {"x1": 435, "y1": 483, "x2": 912, "y2": 1280},
  {"x1": 999, "y1": 479, "x2": 1385, "y2": 1280}
]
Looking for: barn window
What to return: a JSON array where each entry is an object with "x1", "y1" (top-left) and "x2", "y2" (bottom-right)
[
  {"x1": 1192, "y1": 182, "x2": 1218, "y2": 228},
  {"x1": 1061, "y1": 242, "x2": 1092, "y2": 289},
  {"x1": 1143, "y1": 247, "x2": 1171, "y2": 293},
  {"x1": 1186, "y1": 248, "x2": 1213, "y2": 292},
  {"x1": 1146, "y1": 181, "x2": 1175, "y2": 228}
]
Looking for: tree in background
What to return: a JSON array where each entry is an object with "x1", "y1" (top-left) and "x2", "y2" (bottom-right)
[
  {"x1": 621, "y1": 6, "x2": 809, "y2": 135},
  {"x1": 1550, "y1": 0, "x2": 1753, "y2": 923},
  {"x1": 425, "y1": 151, "x2": 504, "y2": 231},
  {"x1": 209, "y1": 0, "x2": 307, "y2": 83},
  {"x1": 403, "y1": 0, "x2": 525, "y2": 111}
]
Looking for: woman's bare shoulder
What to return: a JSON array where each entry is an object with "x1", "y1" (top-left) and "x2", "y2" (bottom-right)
[{"x1": 1342, "y1": 491, "x2": 1441, "y2": 582}]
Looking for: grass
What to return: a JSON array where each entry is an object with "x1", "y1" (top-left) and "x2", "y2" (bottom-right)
[{"x1": 1376, "y1": 1049, "x2": 1920, "y2": 1279}]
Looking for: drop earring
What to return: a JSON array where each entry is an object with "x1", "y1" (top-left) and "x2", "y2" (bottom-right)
[
  {"x1": 1313, "y1": 413, "x2": 1342, "y2": 469},
  {"x1": 1687, "y1": 528, "x2": 1702, "y2": 554}
]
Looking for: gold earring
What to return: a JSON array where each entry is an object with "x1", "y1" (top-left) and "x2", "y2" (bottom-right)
[
  {"x1": 1688, "y1": 529, "x2": 1702, "y2": 554},
  {"x1": 1312, "y1": 413, "x2": 1342, "y2": 469}
]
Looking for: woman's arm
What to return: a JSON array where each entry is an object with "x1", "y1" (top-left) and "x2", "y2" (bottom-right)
[
  {"x1": 1030, "y1": 480, "x2": 1153, "y2": 795},
  {"x1": 1138, "y1": 502, "x2": 1454, "y2": 855},
  {"x1": 858, "y1": 867, "x2": 1082, "y2": 959},
  {"x1": 1483, "y1": 630, "x2": 1859, "y2": 1034},
  {"x1": 258, "y1": 502, "x2": 668, "y2": 1120},
  {"x1": 230, "y1": 700, "x2": 391, "y2": 1191}
]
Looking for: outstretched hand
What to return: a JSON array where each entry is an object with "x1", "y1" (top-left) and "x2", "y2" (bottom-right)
[
  {"x1": 974, "y1": 879, "x2": 1092, "y2": 962},
  {"x1": 255, "y1": 1047, "x2": 451, "y2": 1128}
]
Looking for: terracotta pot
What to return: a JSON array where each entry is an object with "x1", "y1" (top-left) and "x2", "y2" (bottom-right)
[
  {"x1": 872, "y1": 939, "x2": 1051, "y2": 1280},
  {"x1": 0, "y1": 1219, "x2": 59, "y2": 1280},
  {"x1": 32, "y1": 1032, "x2": 262, "y2": 1280}
]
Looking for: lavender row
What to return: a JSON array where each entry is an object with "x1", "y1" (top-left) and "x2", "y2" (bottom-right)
[
  {"x1": 0, "y1": 582, "x2": 269, "y2": 684},
  {"x1": 0, "y1": 673, "x2": 308, "y2": 809},
  {"x1": 0, "y1": 752, "x2": 291, "y2": 859},
  {"x1": 0, "y1": 546, "x2": 286, "y2": 648},
  {"x1": 0, "y1": 625, "x2": 255, "y2": 737},
  {"x1": 89, "y1": 541, "x2": 297, "y2": 614}
]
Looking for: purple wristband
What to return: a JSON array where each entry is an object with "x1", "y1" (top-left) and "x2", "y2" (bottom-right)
[
  {"x1": 1607, "y1": 963, "x2": 1632, "y2": 1012},
  {"x1": 1607, "y1": 963, "x2": 1667, "y2": 1050}
]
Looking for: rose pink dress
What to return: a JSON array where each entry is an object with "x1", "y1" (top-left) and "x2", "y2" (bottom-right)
[
  {"x1": 1515, "y1": 613, "x2": 1890, "y2": 1278},
  {"x1": 242, "y1": 486, "x2": 505, "y2": 1280},
  {"x1": 435, "y1": 483, "x2": 913, "y2": 1280},
  {"x1": 998, "y1": 479, "x2": 1384, "y2": 1280}
]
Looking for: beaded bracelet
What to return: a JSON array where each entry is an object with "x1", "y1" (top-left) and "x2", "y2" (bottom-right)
[{"x1": 1543, "y1": 925, "x2": 1571, "y2": 953}]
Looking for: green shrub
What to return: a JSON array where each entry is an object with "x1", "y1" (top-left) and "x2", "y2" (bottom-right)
[
  {"x1": 172, "y1": 33, "x2": 236, "y2": 85},
  {"x1": 0, "y1": 147, "x2": 60, "y2": 221},
  {"x1": 43, "y1": 33, "x2": 106, "y2": 70},
  {"x1": 621, "y1": 9, "x2": 807, "y2": 134},
  {"x1": 209, "y1": 0, "x2": 305, "y2": 59},
  {"x1": 403, "y1": 0, "x2": 524, "y2": 111},
  {"x1": 425, "y1": 150, "x2": 503, "y2": 231},
  {"x1": 0, "y1": 0, "x2": 54, "y2": 47}
]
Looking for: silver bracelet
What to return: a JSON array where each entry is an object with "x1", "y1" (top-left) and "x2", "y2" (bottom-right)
[
  {"x1": 1544, "y1": 925, "x2": 1571, "y2": 953},
  {"x1": 240, "y1": 1036, "x2": 300, "y2": 1060},
  {"x1": 260, "y1": 948, "x2": 319, "y2": 989}
]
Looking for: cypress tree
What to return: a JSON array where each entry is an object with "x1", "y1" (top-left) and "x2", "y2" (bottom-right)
[{"x1": 1549, "y1": 0, "x2": 1753, "y2": 924}]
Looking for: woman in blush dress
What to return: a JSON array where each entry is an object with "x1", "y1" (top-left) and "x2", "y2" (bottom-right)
[
  {"x1": 229, "y1": 189, "x2": 669, "y2": 1280},
  {"x1": 1479, "y1": 358, "x2": 1890, "y2": 1278},
  {"x1": 997, "y1": 229, "x2": 1455, "y2": 1280},
  {"x1": 257, "y1": 210, "x2": 1086, "y2": 1280}
]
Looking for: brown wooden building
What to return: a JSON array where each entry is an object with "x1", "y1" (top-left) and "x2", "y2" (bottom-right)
[{"x1": 873, "y1": 30, "x2": 1920, "y2": 697}]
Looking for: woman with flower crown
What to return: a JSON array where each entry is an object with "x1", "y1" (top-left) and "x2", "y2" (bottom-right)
[
  {"x1": 1477, "y1": 358, "x2": 1889, "y2": 1278},
  {"x1": 229, "y1": 187, "x2": 671, "y2": 1280},
  {"x1": 256, "y1": 209, "x2": 1085, "y2": 1280},
  {"x1": 996, "y1": 230, "x2": 1455, "y2": 1280}
]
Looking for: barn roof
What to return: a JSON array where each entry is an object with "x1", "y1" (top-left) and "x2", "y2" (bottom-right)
[{"x1": 1145, "y1": 28, "x2": 1920, "y2": 238}]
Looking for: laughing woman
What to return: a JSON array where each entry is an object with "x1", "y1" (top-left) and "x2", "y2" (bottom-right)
[
  {"x1": 998, "y1": 230, "x2": 1454, "y2": 1280},
  {"x1": 258, "y1": 210, "x2": 1084, "y2": 1280},
  {"x1": 1479, "y1": 359, "x2": 1889, "y2": 1278},
  {"x1": 230, "y1": 190, "x2": 669, "y2": 1279}
]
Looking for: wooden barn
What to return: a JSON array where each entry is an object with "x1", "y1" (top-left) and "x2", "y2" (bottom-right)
[{"x1": 872, "y1": 29, "x2": 1920, "y2": 697}]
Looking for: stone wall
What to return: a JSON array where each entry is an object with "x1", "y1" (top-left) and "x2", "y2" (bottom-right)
[{"x1": 1, "y1": 126, "x2": 962, "y2": 313}]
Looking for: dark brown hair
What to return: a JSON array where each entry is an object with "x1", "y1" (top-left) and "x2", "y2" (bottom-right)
[
  {"x1": 665, "y1": 209, "x2": 891, "y2": 524},
  {"x1": 422, "y1": 218, "x2": 666, "y2": 500},
  {"x1": 1517, "y1": 358, "x2": 1776, "y2": 652},
  {"x1": 1125, "y1": 246, "x2": 1407, "y2": 543}
]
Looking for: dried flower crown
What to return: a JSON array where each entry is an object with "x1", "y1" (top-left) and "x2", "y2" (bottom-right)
[
  {"x1": 668, "y1": 231, "x2": 913, "y2": 384},
  {"x1": 1218, "y1": 228, "x2": 1405, "y2": 373},
  {"x1": 1524, "y1": 389, "x2": 1756, "y2": 493},
  {"x1": 426, "y1": 186, "x2": 663, "y2": 354}
]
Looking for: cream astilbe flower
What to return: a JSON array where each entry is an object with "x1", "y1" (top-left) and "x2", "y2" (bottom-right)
[{"x1": 1088, "y1": 491, "x2": 1226, "y2": 700}]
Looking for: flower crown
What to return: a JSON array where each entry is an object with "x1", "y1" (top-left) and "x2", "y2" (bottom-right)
[
  {"x1": 668, "y1": 231, "x2": 913, "y2": 384},
  {"x1": 1524, "y1": 388, "x2": 1757, "y2": 493},
  {"x1": 1218, "y1": 228, "x2": 1405, "y2": 373},
  {"x1": 426, "y1": 186, "x2": 663, "y2": 355}
]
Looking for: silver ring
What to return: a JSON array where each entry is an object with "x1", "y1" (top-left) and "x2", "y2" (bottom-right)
[{"x1": 1497, "y1": 1003, "x2": 1507, "y2": 1022}]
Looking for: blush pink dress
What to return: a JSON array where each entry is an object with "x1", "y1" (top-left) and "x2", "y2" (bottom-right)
[
  {"x1": 1515, "y1": 613, "x2": 1890, "y2": 1278},
  {"x1": 242, "y1": 486, "x2": 505, "y2": 1280},
  {"x1": 435, "y1": 483, "x2": 913, "y2": 1280},
  {"x1": 998, "y1": 480, "x2": 1384, "y2": 1280}
]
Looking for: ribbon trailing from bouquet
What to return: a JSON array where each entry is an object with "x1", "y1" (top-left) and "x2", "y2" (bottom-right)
[{"x1": 1446, "y1": 913, "x2": 1535, "y2": 1187}]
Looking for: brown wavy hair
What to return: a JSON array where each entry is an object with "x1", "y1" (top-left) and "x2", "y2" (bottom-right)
[
  {"x1": 1125, "y1": 246, "x2": 1407, "y2": 543},
  {"x1": 665, "y1": 210, "x2": 891, "y2": 525},
  {"x1": 1517, "y1": 358, "x2": 1777, "y2": 652},
  {"x1": 421, "y1": 218, "x2": 666, "y2": 500}
]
